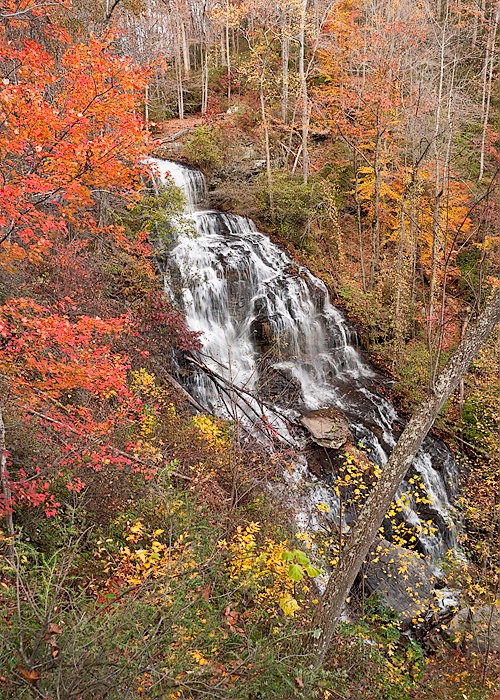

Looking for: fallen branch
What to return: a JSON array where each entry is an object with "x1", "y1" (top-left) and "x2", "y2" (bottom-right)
[
  {"x1": 154, "y1": 128, "x2": 192, "y2": 143},
  {"x1": 157, "y1": 367, "x2": 205, "y2": 413},
  {"x1": 185, "y1": 355, "x2": 297, "y2": 447}
]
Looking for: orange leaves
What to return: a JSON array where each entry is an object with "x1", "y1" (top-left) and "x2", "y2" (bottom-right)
[
  {"x1": 0, "y1": 296, "x2": 146, "y2": 516},
  {"x1": 0, "y1": 21, "x2": 148, "y2": 263},
  {"x1": 0, "y1": 298, "x2": 131, "y2": 399}
]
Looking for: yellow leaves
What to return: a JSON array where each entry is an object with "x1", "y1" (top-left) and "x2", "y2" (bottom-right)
[
  {"x1": 192, "y1": 414, "x2": 230, "y2": 451},
  {"x1": 139, "y1": 408, "x2": 158, "y2": 438},
  {"x1": 191, "y1": 650, "x2": 209, "y2": 666},
  {"x1": 295, "y1": 531, "x2": 313, "y2": 549},
  {"x1": 130, "y1": 368, "x2": 159, "y2": 397},
  {"x1": 220, "y1": 523, "x2": 313, "y2": 619},
  {"x1": 126, "y1": 520, "x2": 144, "y2": 542},
  {"x1": 98, "y1": 518, "x2": 192, "y2": 594},
  {"x1": 279, "y1": 595, "x2": 300, "y2": 616}
]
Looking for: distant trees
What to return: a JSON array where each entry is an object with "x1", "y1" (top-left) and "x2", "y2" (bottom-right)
[{"x1": 315, "y1": 0, "x2": 498, "y2": 381}]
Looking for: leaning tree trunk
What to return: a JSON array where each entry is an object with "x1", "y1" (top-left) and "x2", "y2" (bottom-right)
[{"x1": 308, "y1": 288, "x2": 500, "y2": 668}]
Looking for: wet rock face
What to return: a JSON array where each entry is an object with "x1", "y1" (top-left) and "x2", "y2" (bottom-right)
[
  {"x1": 258, "y1": 366, "x2": 302, "y2": 406},
  {"x1": 449, "y1": 606, "x2": 500, "y2": 653},
  {"x1": 300, "y1": 408, "x2": 352, "y2": 449},
  {"x1": 363, "y1": 539, "x2": 437, "y2": 629}
]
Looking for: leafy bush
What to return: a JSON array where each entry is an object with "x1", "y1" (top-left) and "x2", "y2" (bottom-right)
[
  {"x1": 255, "y1": 170, "x2": 324, "y2": 248},
  {"x1": 183, "y1": 126, "x2": 224, "y2": 173}
]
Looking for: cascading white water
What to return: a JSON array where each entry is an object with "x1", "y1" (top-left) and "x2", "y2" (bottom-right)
[{"x1": 153, "y1": 158, "x2": 458, "y2": 560}]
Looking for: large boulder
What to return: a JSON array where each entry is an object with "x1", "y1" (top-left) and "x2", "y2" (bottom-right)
[
  {"x1": 300, "y1": 408, "x2": 352, "y2": 449},
  {"x1": 449, "y1": 605, "x2": 500, "y2": 653},
  {"x1": 363, "y1": 539, "x2": 437, "y2": 628}
]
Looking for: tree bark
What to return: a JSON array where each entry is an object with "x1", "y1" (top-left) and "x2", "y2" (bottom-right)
[
  {"x1": 299, "y1": 0, "x2": 309, "y2": 183},
  {"x1": 479, "y1": 3, "x2": 499, "y2": 180},
  {"x1": 307, "y1": 288, "x2": 500, "y2": 668},
  {"x1": 260, "y1": 79, "x2": 274, "y2": 216},
  {"x1": 0, "y1": 407, "x2": 15, "y2": 559},
  {"x1": 225, "y1": 0, "x2": 231, "y2": 101},
  {"x1": 369, "y1": 127, "x2": 382, "y2": 290},
  {"x1": 282, "y1": 33, "x2": 290, "y2": 125}
]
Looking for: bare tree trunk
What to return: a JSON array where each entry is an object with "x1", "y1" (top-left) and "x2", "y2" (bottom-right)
[
  {"x1": 394, "y1": 198, "x2": 409, "y2": 358},
  {"x1": 479, "y1": 3, "x2": 499, "y2": 180},
  {"x1": 472, "y1": 0, "x2": 486, "y2": 49},
  {"x1": 369, "y1": 128, "x2": 381, "y2": 290},
  {"x1": 307, "y1": 289, "x2": 500, "y2": 668},
  {"x1": 201, "y1": 44, "x2": 209, "y2": 114},
  {"x1": 225, "y1": 0, "x2": 231, "y2": 101},
  {"x1": 0, "y1": 407, "x2": 15, "y2": 559},
  {"x1": 353, "y1": 155, "x2": 367, "y2": 292},
  {"x1": 175, "y1": 51, "x2": 184, "y2": 119},
  {"x1": 428, "y1": 20, "x2": 447, "y2": 382},
  {"x1": 282, "y1": 34, "x2": 290, "y2": 124},
  {"x1": 299, "y1": 0, "x2": 309, "y2": 182},
  {"x1": 260, "y1": 79, "x2": 274, "y2": 216},
  {"x1": 181, "y1": 21, "x2": 191, "y2": 75}
]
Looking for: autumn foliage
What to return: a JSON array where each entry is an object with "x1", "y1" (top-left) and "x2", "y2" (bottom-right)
[
  {"x1": 0, "y1": 1, "x2": 499, "y2": 698},
  {"x1": 0, "y1": 3, "x2": 200, "y2": 523}
]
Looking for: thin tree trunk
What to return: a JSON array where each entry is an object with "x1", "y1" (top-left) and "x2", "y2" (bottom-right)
[
  {"x1": 225, "y1": 0, "x2": 231, "y2": 101},
  {"x1": 282, "y1": 34, "x2": 290, "y2": 124},
  {"x1": 175, "y1": 51, "x2": 184, "y2": 119},
  {"x1": 307, "y1": 289, "x2": 500, "y2": 668},
  {"x1": 201, "y1": 44, "x2": 209, "y2": 114},
  {"x1": 181, "y1": 21, "x2": 191, "y2": 75},
  {"x1": 0, "y1": 407, "x2": 15, "y2": 559},
  {"x1": 394, "y1": 199, "x2": 408, "y2": 357},
  {"x1": 299, "y1": 0, "x2": 309, "y2": 182},
  {"x1": 353, "y1": 155, "x2": 367, "y2": 292},
  {"x1": 479, "y1": 4, "x2": 499, "y2": 180},
  {"x1": 260, "y1": 79, "x2": 274, "y2": 215},
  {"x1": 428, "y1": 20, "x2": 447, "y2": 382},
  {"x1": 472, "y1": 0, "x2": 487, "y2": 49},
  {"x1": 369, "y1": 127, "x2": 382, "y2": 291}
]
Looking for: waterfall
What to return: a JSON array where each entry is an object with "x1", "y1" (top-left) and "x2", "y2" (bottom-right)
[{"x1": 151, "y1": 158, "x2": 458, "y2": 561}]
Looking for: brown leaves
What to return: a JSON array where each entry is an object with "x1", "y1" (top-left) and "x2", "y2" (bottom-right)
[
  {"x1": 17, "y1": 666, "x2": 40, "y2": 683},
  {"x1": 224, "y1": 605, "x2": 245, "y2": 634},
  {"x1": 200, "y1": 584, "x2": 211, "y2": 602},
  {"x1": 43, "y1": 622, "x2": 63, "y2": 658},
  {"x1": 295, "y1": 675, "x2": 304, "y2": 688}
]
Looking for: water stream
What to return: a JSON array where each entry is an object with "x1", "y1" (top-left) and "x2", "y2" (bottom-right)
[{"x1": 151, "y1": 158, "x2": 458, "y2": 561}]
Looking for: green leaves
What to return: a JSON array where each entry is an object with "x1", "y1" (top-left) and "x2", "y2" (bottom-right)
[
  {"x1": 281, "y1": 549, "x2": 322, "y2": 584},
  {"x1": 288, "y1": 564, "x2": 304, "y2": 582}
]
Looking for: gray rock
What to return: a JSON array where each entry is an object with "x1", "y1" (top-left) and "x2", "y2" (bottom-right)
[
  {"x1": 363, "y1": 539, "x2": 437, "y2": 628},
  {"x1": 300, "y1": 408, "x2": 352, "y2": 449},
  {"x1": 449, "y1": 605, "x2": 500, "y2": 653}
]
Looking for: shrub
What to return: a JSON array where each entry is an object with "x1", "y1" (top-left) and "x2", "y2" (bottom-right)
[{"x1": 183, "y1": 126, "x2": 224, "y2": 173}]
